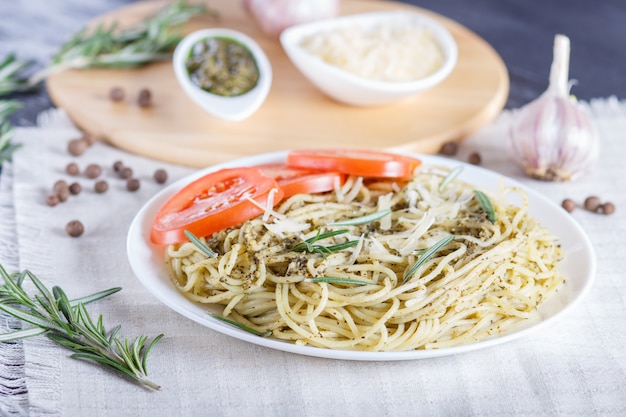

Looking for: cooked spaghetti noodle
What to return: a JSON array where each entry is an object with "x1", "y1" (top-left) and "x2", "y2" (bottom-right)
[{"x1": 165, "y1": 165, "x2": 564, "y2": 351}]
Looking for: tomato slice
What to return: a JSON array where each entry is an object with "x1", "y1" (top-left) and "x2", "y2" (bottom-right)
[
  {"x1": 286, "y1": 149, "x2": 421, "y2": 179},
  {"x1": 150, "y1": 167, "x2": 283, "y2": 244},
  {"x1": 257, "y1": 163, "x2": 345, "y2": 198}
]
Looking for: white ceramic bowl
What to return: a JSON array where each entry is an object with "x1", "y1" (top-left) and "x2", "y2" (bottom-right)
[
  {"x1": 173, "y1": 28, "x2": 272, "y2": 121},
  {"x1": 280, "y1": 10, "x2": 457, "y2": 106}
]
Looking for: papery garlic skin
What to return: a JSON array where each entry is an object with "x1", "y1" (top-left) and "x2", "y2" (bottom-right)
[
  {"x1": 507, "y1": 34, "x2": 599, "y2": 181},
  {"x1": 508, "y1": 93, "x2": 599, "y2": 181},
  {"x1": 242, "y1": 0, "x2": 340, "y2": 38}
]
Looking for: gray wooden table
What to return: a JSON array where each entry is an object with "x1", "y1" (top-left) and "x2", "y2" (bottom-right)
[{"x1": 1, "y1": 0, "x2": 624, "y2": 122}]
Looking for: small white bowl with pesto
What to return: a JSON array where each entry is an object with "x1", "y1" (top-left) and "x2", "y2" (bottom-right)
[
  {"x1": 173, "y1": 28, "x2": 272, "y2": 121},
  {"x1": 280, "y1": 10, "x2": 457, "y2": 106}
]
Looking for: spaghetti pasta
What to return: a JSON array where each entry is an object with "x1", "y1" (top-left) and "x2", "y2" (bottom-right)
[{"x1": 165, "y1": 165, "x2": 564, "y2": 351}]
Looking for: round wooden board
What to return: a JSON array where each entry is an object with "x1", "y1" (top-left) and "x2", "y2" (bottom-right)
[{"x1": 47, "y1": 0, "x2": 509, "y2": 168}]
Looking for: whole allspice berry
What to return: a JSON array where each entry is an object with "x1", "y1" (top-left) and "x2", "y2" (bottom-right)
[
  {"x1": 127, "y1": 178, "x2": 141, "y2": 192},
  {"x1": 68, "y1": 138, "x2": 88, "y2": 156},
  {"x1": 439, "y1": 141, "x2": 458, "y2": 156},
  {"x1": 119, "y1": 166, "x2": 133, "y2": 179},
  {"x1": 46, "y1": 195, "x2": 60, "y2": 207},
  {"x1": 84, "y1": 163, "x2": 102, "y2": 179},
  {"x1": 154, "y1": 169, "x2": 168, "y2": 184},
  {"x1": 94, "y1": 180, "x2": 109, "y2": 194},
  {"x1": 113, "y1": 160, "x2": 124, "y2": 173},
  {"x1": 468, "y1": 152, "x2": 482, "y2": 165},
  {"x1": 53, "y1": 180, "x2": 70, "y2": 202},
  {"x1": 53, "y1": 179, "x2": 69, "y2": 195},
  {"x1": 69, "y1": 182, "x2": 82, "y2": 195},
  {"x1": 109, "y1": 86, "x2": 126, "y2": 102},
  {"x1": 561, "y1": 199, "x2": 576, "y2": 213},
  {"x1": 583, "y1": 196, "x2": 601, "y2": 212},
  {"x1": 66, "y1": 162, "x2": 80, "y2": 176},
  {"x1": 137, "y1": 88, "x2": 152, "y2": 108},
  {"x1": 600, "y1": 202, "x2": 616, "y2": 215},
  {"x1": 66, "y1": 220, "x2": 84, "y2": 237}
]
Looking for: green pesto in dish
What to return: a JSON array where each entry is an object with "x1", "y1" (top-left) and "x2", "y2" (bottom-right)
[{"x1": 186, "y1": 37, "x2": 259, "y2": 97}]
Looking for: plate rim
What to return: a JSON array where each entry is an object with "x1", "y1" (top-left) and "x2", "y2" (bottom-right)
[{"x1": 126, "y1": 151, "x2": 596, "y2": 361}]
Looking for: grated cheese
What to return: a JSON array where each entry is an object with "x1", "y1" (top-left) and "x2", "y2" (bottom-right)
[{"x1": 299, "y1": 22, "x2": 445, "y2": 82}]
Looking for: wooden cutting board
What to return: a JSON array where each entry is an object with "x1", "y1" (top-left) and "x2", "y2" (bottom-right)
[{"x1": 46, "y1": 0, "x2": 509, "y2": 168}]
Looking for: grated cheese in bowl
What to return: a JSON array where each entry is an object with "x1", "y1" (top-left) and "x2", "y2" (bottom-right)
[
  {"x1": 299, "y1": 23, "x2": 445, "y2": 83},
  {"x1": 280, "y1": 10, "x2": 457, "y2": 106}
]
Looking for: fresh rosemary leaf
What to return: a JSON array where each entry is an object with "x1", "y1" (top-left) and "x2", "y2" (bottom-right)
[
  {"x1": 438, "y1": 166, "x2": 464, "y2": 192},
  {"x1": 328, "y1": 209, "x2": 392, "y2": 226},
  {"x1": 291, "y1": 229, "x2": 346, "y2": 252},
  {"x1": 141, "y1": 334, "x2": 164, "y2": 375},
  {"x1": 184, "y1": 230, "x2": 217, "y2": 258},
  {"x1": 308, "y1": 277, "x2": 368, "y2": 286},
  {"x1": 0, "y1": 100, "x2": 22, "y2": 118},
  {"x1": 0, "y1": 53, "x2": 35, "y2": 95},
  {"x1": 403, "y1": 235, "x2": 455, "y2": 284},
  {"x1": 291, "y1": 229, "x2": 358, "y2": 257},
  {"x1": 307, "y1": 229, "x2": 349, "y2": 242},
  {"x1": 0, "y1": 327, "x2": 48, "y2": 342},
  {"x1": 211, "y1": 314, "x2": 271, "y2": 337},
  {"x1": 69, "y1": 287, "x2": 122, "y2": 307},
  {"x1": 474, "y1": 190, "x2": 496, "y2": 223},
  {"x1": 0, "y1": 303, "x2": 61, "y2": 333},
  {"x1": 323, "y1": 240, "x2": 360, "y2": 252},
  {"x1": 29, "y1": 0, "x2": 211, "y2": 85},
  {"x1": 0, "y1": 100, "x2": 22, "y2": 165},
  {"x1": 0, "y1": 140, "x2": 21, "y2": 165},
  {"x1": 0, "y1": 264, "x2": 163, "y2": 390}
]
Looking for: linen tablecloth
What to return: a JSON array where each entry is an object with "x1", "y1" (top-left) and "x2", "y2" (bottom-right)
[{"x1": 0, "y1": 100, "x2": 625, "y2": 416}]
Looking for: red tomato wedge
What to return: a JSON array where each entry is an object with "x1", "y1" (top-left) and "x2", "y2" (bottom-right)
[
  {"x1": 257, "y1": 163, "x2": 345, "y2": 198},
  {"x1": 286, "y1": 149, "x2": 421, "y2": 179},
  {"x1": 150, "y1": 167, "x2": 283, "y2": 245}
]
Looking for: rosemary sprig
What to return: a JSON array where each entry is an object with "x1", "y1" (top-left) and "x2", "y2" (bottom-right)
[
  {"x1": 308, "y1": 277, "x2": 368, "y2": 286},
  {"x1": 0, "y1": 53, "x2": 35, "y2": 96},
  {"x1": 0, "y1": 100, "x2": 21, "y2": 119},
  {"x1": 438, "y1": 166, "x2": 464, "y2": 192},
  {"x1": 474, "y1": 190, "x2": 496, "y2": 223},
  {"x1": 402, "y1": 235, "x2": 455, "y2": 284},
  {"x1": 184, "y1": 230, "x2": 217, "y2": 258},
  {"x1": 291, "y1": 229, "x2": 359, "y2": 258},
  {"x1": 0, "y1": 100, "x2": 22, "y2": 165},
  {"x1": 211, "y1": 314, "x2": 271, "y2": 337},
  {"x1": 0, "y1": 265, "x2": 163, "y2": 390},
  {"x1": 328, "y1": 209, "x2": 392, "y2": 227},
  {"x1": 29, "y1": 0, "x2": 212, "y2": 85}
]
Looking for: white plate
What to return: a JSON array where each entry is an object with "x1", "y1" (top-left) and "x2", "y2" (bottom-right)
[{"x1": 127, "y1": 151, "x2": 595, "y2": 361}]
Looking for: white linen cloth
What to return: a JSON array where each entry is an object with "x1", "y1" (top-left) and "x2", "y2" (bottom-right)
[{"x1": 0, "y1": 99, "x2": 625, "y2": 416}]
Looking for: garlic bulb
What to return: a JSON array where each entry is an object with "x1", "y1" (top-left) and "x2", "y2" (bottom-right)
[
  {"x1": 242, "y1": 0, "x2": 339, "y2": 38},
  {"x1": 508, "y1": 34, "x2": 599, "y2": 181}
]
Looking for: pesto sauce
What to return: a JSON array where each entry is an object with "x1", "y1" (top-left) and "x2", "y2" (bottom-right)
[{"x1": 186, "y1": 37, "x2": 260, "y2": 97}]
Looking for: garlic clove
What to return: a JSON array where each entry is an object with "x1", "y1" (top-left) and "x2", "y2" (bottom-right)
[
  {"x1": 507, "y1": 34, "x2": 599, "y2": 181},
  {"x1": 242, "y1": 0, "x2": 340, "y2": 38}
]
